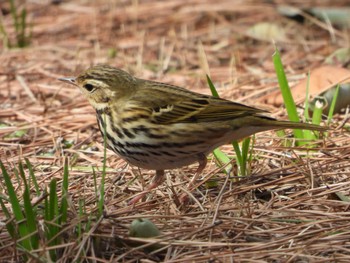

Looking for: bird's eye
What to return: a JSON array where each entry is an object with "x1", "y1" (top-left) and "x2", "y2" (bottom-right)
[{"x1": 83, "y1": 83, "x2": 95, "y2": 92}]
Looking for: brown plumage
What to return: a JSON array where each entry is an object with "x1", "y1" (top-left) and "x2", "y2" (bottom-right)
[{"x1": 60, "y1": 64, "x2": 327, "y2": 204}]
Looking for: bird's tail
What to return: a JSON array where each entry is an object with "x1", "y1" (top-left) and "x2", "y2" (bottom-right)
[{"x1": 256, "y1": 116, "x2": 328, "y2": 132}]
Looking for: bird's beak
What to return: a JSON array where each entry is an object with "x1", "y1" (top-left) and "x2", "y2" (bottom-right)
[{"x1": 58, "y1": 77, "x2": 77, "y2": 86}]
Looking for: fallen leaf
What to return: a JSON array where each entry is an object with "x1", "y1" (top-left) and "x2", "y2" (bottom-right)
[{"x1": 264, "y1": 65, "x2": 350, "y2": 109}]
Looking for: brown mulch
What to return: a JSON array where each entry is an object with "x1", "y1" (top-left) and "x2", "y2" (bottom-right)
[{"x1": 1, "y1": 0, "x2": 350, "y2": 262}]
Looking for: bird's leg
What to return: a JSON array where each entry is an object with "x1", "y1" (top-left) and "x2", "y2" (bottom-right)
[
  {"x1": 128, "y1": 170, "x2": 165, "y2": 205},
  {"x1": 188, "y1": 153, "x2": 207, "y2": 190},
  {"x1": 179, "y1": 154, "x2": 207, "y2": 204}
]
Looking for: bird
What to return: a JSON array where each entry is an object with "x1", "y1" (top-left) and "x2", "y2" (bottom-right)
[{"x1": 59, "y1": 64, "x2": 327, "y2": 204}]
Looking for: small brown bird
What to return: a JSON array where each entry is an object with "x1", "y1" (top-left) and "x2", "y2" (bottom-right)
[{"x1": 60, "y1": 64, "x2": 326, "y2": 204}]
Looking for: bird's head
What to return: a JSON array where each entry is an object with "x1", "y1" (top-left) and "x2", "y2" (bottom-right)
[{"x1": 59, "y1": 64, "x2": 137, "y2": 110}]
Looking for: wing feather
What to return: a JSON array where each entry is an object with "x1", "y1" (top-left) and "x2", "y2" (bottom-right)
[{"x1": 128, "y1": 80, "x2": 267, "y2": 124}]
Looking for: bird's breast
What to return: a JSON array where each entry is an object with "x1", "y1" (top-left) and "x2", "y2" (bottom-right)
[{"x1": 95, "y1": 109, "x2": 233, "y2": 170}]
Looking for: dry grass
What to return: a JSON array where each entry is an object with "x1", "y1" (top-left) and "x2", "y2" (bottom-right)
[{"x1": 1, "y1": 0, "x2": 350, "y2": 262}]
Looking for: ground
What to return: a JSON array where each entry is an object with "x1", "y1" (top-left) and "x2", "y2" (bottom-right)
[{"x1": 0, "y1": 0, "x2": 350, "y2": 262}]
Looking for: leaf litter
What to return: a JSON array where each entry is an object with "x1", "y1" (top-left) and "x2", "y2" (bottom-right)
[{"x1": 0, "y1": 0, "x2": 350, "y2": 262}]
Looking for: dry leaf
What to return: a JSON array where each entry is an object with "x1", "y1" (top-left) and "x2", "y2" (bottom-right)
[{"x1": 264, "y1": 65, "x2": 350, "y2": 107}]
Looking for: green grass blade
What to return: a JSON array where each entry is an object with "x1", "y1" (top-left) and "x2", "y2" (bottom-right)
[
  {"x1": 240, "y1": 137, "x2": 251, "y2": 176},
  {"x1": 44, "y1": 190, "x2": 49, "y2": 223},
  {"x1": 47, "y1": 179, "x2": 59, "y2": 260},
  {"x1": 232, "y1": 139, "x2": 251, "y2": 177},
  {"x1": 48, "y1": 179, "x2": 59, "y2": 242},
  {"x1": 232, "y1": 141, "x2": 242, "y2": 166},
  {"x1": 207, "y1": 74, "x2": 251, "y2": 176},
  {"x1": 49, "y1": 178, "x2": 59, "y2": 224},
  {"x1": 0, "y1": 20, "x2": 10, "y2": 48},
  {"x1": 19, "y1": 9, "x2": 27, "y2": 47},
  {"x1": 302, "y1": 72, "x2": 317, "y2": 140},
  {"x1": 92, "y1": 166, "x2": 98, "y2": 198},
  {"x1": 13, "y1": 166, "x2": 21, "y2": 185},
  {"x1": 273, "y1": 47, "x2": 303, "y2": 140},
  {"x1": 17, "y1": 160, "x2": 26, "y2": 181},
  {"x1": 0, "y1": 161, "x2": 32, "y2": 251},
  {"x1": 335, "y1": 191, "x2": 350, "y2": 202},
  {"x1": 60, "y1": 158, "x2": 69, "y2": 224},
  {"x1": 303, "y1": 128, "x2": 316, "y2": 141},
  {"x1": 304, "y1": 71, "x2": 311, "y2": 121},
  {"x1": 77, "y1": 198, "x2": 84, "y2": 238},
  {"x1": 18, "y1": 161, "x2": 39, "y2": 249},
  {"x1": 5, "y1": 0, "x2": 30, "y2": 48},
  {"x1": 9, "y1": 0, "x2": 19, "y2": 33},
  {"x1": 22, "y1": 186, "x2": 39, "y2": 249},
  {"x1": 327, "y1": 84, "x2": 340, "y2": 125},
  {"x1": 48, "y1": 179, "x2": 57, "y2": 221},
  {"x1": 213, "y1": 149, "x2": 232, "y2": 175},
  {"x1": 0, "y1": 198, "x2": 16, "y2": 239},
  {"x1": 206, "y1": 74, "x2": 219, "y2": 97},
  {"x1": 25, "y1": 158, "x2": 40, "y2": 196},
  {"x1": 247, "y1": 135, "x2": 255, "y2": 167}
]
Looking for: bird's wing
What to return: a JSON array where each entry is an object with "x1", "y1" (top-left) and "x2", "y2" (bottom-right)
[{"x1": 128, "y1": 81, "x2": 267, "y2": 124}]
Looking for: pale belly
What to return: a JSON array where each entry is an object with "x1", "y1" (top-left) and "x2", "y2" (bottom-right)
[
  {"x1": 97, "y1": 114, "x2": 229, "y2": 170},
  {"x1": 96, "y1": 111, "x2": 269, "y2": 170},
  {"x1": 104, "y1": 131, "x2": 213, "y2": 170}
]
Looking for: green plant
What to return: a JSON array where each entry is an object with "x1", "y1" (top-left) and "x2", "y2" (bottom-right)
[
  {"x1": 0, "y1": 0, "x2": 31, "y2": 48},
  {"x1": 0, "y1": 158, "x2": 69, "y2": 261},
  {"x1": 0, "y1": 160, "x2": 38, "y2": 260},
  {"x1": 208, "y1": 48, "x2": 327, "y2": 176},
  {"x1": 206, "y1": 75, "x2": 252, "y2": 177},
  {"x1": 272, "y1": 47, "x2": 326, "y2": 145},
  {"x1": 326, "y1": 84, "x2": 340, "y2": 125},
  {"x1": 273, "y1": 48, "x2": 304, "y2": 140}
]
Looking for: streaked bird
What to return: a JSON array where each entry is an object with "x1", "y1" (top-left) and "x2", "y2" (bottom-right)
[{"x1": 60, "y1": 64, "x2": 326, "y2": 204}]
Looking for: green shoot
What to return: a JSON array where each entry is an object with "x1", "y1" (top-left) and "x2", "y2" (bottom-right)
[
  {"x1": 46, "y1": 179, "x2": 59, "y2": 261},
  {"x1": 207, "y1": 75, "x2": 219, "y2": 97},
  {"x1": 273, "y1": 47, "x2": 303, "y2": 140},
  {"x1": 19, "y1": 161, "x2": 39, "y2": 250},
  {"x1": 0, "y1": 161, "x2": 33, "y2": 254},
  {"x1": 239, "y1": 136, "x2": 251, "y2": 176},
  {"x1": 25, "y1": 158, "x2": 40, "y2": 196},
  {"x1": 213, "y1": 149, "x2": 232, "y2": 175},
  {"x1": 327, "y1": 84, "x2": 340, "y2": 125},
  {"x1": 273, "y1": 47, "x2": 326, "y2": 144},
  {"x1": 77, "y1": 198, "x2": 84, "y2": 238},
  {"x1": 0, "y1": 0, "x2": 31, "y2": 48},
  {"x1": 302, "y1": 72, "x2": 316, "y2": 141},
  {"x1": 60, "y1": 158, "x2": 69, "y2": 224},
  {"x1": 304, "y1": 71, "x2": 311, "y2": 121},
  {"x1": 206, "y1": 75, "x2": 251, "y2": 176},
  {"x1": 0, "y1": 158, "x2": 72, "y2": 261}
]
